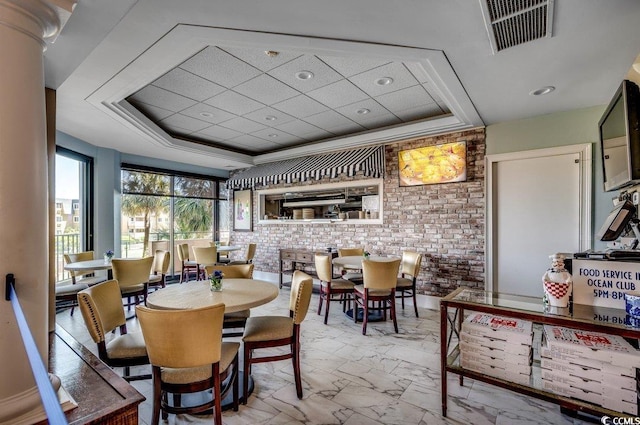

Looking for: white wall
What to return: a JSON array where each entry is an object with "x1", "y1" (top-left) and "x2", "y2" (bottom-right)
[{"x1": 486, "y1": 106, "x2": 617, "y2": 250}]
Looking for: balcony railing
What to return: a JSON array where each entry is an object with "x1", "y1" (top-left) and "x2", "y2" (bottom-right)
[{"x1": 55, "y1": 231, "x2": 229, "y2": 282}]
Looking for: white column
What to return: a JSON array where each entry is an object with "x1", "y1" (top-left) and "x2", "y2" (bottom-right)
[{"x1": 0, "y1": 0, "x2": 74, "y2": 421}]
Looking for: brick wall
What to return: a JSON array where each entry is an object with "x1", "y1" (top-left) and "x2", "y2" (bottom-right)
[{"x1": 230, "y1": 128, "x2": 485, "y2": 296}]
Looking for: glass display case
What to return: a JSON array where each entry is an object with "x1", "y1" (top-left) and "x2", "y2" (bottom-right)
[{"x1": 440, "y1": 287, "x2": 640, "y2": 419}]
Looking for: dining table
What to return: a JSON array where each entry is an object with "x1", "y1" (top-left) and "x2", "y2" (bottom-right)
[
  {"x1": 146, "y1": 278, "x2": 279, "y2": 409},
  {"x1": 332, "y1": 255, "x2": 400, "y2": 270},
  {"x1": 146, "y1": 278, "x2": 279, "y2": 312},
  {"x1": 214, "y1": 245, "x2": 242, "y2": 262},
  {"x1": 64, "y1": 258, "x2": 114, "y2": 280}
]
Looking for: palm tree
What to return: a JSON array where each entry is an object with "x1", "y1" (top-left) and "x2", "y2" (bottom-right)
[
  {"x1": 121, "y1": 171, "x2": 170, "y2": 256},
  {"x1": 174, "y1": 197, "x2": 213, "y2": 238}
]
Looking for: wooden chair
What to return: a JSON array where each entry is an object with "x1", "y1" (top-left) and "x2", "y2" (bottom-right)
[
  {"x1": 315, "y1": 253, "x2": 354, "y2": 324},
  {"x1": 353, "y1": 258, "x2": 401, "y2": 335},
  {"x1": 192, "y1": 245, "x2": 218, "y2": 280},
  {"x1": 61, "y1": 251, "x2": 106, "y2": 315},
  {"x1": 229, "y1": 243, "x2": 256, "y2": 265},
  {"x1": 111, "y1": 257, "x2": 154, "y2": 313},
  {"x1": 176, "y1": 243, "x2": 198, "y2": 283},
  {"x1": 396, "y1": 251, "x2": 422, "y2": 317},
  {"x1": 148, "y1": 249, "x2": 170, "y2": 291},
  {"x1": 136, "y1": 303, "x2": 239, "y2": 425},
  {"x1": 77, "y1": 280, "x2": 150, "y2": 381},
  {"x1": 242, "y1": 270, "x2": 313, "y2": 403},
  {"x1": 204, "y1": 264, "x2": 255, "y2": 338},
  {"x1": 337, "y1": 247, "x2": 365, "y2": 281}
]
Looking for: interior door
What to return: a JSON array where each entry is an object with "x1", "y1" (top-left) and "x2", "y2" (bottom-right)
[{"x1": 486, "y1": 145, "x2": 591, "y2": 298}]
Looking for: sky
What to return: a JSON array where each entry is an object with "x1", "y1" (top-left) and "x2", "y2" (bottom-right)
[{"x1": 55, "y1": 155, "x2": 80, "y2": 199}]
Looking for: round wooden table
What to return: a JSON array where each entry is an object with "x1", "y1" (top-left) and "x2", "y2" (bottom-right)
[
  {"x1": 64, "y1": 259, "x2": 113, "y2": 279},
  {"x1": 146, "y1": 278, "x2": 279, "y2": 312}
]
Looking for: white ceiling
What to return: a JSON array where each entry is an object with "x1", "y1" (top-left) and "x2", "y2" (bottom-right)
[{"x1": 44, "y1": 0, "x2": 640, "y2": 171}]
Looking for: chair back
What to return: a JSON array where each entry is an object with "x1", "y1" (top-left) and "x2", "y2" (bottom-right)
[
  {"x1": 245, "y1": 243, "x2": 257, "y2": 262},
  {"x1": 314, "y1": 254, "x2": 333, "y2": 282},
  {"x1": 401, "y1": 251, "x2": 422, "y2": 278},
  {"x1": 176, "y1": 243, "x2": 190, "y2": 262},
  {"x1": 289, "y1": 271, "x2": 313, "y2": 325},
  {"x1": 64, "y1": 251, "x2": 96, "y2": 279},
  {"x1": 193, "y1": 246, "x2": 218, "y2": 265},
  {"x1": 204, "y1": 263, "x2": 254, "y2": 279},
  {"x1": 362, "y1": 259, "x2": 401, "y2": 290},
  {"x1": 136, "y1": 303, "x2": 225, "y2": 368},
  {"x1": 152, "y1": 250, "x2": 170, "y2": 275},
  {"x1": 338, "y1": 247, "x2": 364, "y2": 257},
  {"x1": 111, "y1": 257, "x2": 154, "y2": 290},
  {"x1": 77, "y1": 280, "x2": 126, "y2": 344}
]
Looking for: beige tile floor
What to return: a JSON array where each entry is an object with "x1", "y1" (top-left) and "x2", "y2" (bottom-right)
[{"x1": 56, "y1": 272, "x2": 595, "y2": 425}]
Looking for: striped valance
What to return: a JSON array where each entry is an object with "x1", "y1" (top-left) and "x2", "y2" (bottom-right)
[{"x1": 227, "y1": 145, "x2": 386, "y2": 190}]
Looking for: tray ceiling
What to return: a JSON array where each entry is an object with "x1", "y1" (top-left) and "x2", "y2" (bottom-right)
[{"x1": 126, "y1": 46, "x2": 450, "y2": 156}]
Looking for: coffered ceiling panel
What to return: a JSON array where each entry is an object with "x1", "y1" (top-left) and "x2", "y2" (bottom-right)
[{"x1": 126, "y1": 45, "x2": 450, "y2": 156}]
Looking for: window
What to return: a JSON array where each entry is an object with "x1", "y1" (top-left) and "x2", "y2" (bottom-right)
[
  {"x1": 121, "y1": 166, "x2": 227, "y2": 277},
  {"x1": 54, "y1": 147, "x2": 94, "y2": 283}
]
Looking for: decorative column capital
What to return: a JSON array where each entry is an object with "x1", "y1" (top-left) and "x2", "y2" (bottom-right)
[{"x1": 0, "y1": 0, "x2": 76, "y2": 48}]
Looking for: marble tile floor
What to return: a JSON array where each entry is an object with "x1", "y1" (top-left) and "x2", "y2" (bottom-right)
[{"x1": 56, "y1": 272, "x2": 594, "y2": 425}]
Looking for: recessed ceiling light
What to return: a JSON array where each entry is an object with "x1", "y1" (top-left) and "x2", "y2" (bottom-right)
[
  {"x1": 529, "y1": 86, "x2": 555, "y2": 96},
  {"x1": 356, "y1": 108, "x2": 370, "y2": 115},
  {"x1": 199, "y1": 112, "x2": 213, "y2": 118},
  {"x1": 265, "y1": 115, "x2": 277, "y2": 121},
  {"x1": 375, "y1": 77, "x2": 394, "y2": 86},
  {"x1": 295, "y1": 70, "x2": 314, "y2": 80},
  {"x1": 268, "y1": 133, "x2": 278, "y2": 138}
]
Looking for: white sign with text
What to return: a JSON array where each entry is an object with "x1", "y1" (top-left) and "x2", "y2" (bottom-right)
[{"x1": 572, "y1": 259, "x2": 640, "y2": 309}]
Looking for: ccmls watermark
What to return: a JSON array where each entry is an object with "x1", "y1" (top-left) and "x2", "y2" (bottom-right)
[{"x1": 601, "y1": 416, "x2": 640, "y2": 425}]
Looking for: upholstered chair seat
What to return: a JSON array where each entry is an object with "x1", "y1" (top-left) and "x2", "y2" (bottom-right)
[
  {"x1": 56, "y1": 282, "x2": 89, "y2": 297},
  {"x1": 106, "y1": 332, "x2": 148, "y2": 359},
  {"x1": 325, "y1": 278, "x2": 356, "y2": 290},
  {"x1": 243, "y1": 316, "x2": 294, "y2": 342}
]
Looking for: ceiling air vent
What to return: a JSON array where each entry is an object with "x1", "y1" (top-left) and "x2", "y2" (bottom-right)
[{"x1": 480, "y1": 0, "x2": 554, "y2": 54}]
